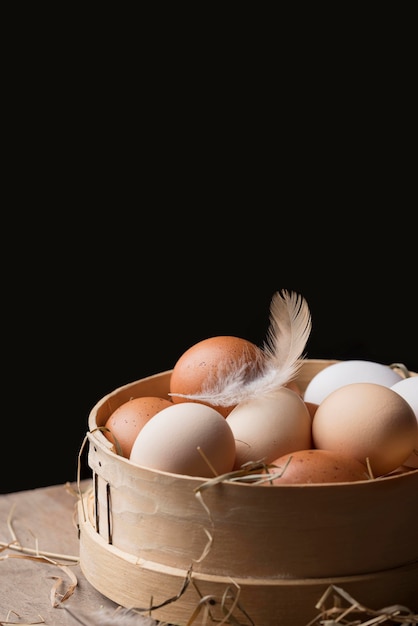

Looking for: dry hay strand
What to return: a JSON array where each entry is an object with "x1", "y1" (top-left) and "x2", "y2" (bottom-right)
[
  {"x1": 0, "y1": 501, "x2": 79, "y2": 621},
  {"x1": 0, "y1": 611, "x2": 45, "y2": 625},
  {"x1": 305, "y1": 584, "x2": 418, "y2": 625},
  {"x1": 182, "y1": 578, "x2": 255, "y2": 626}
]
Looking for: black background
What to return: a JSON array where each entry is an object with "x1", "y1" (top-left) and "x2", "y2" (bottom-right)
[
  {"x1": 3, "y1": 216, "x2": 416, "y2": 494},
  {"x1": 2, "y1": 36, "x2": 416, "y2": 494}
]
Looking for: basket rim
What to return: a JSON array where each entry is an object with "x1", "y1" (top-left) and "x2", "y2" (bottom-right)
[{"x1": 86, "y1": 358, "x2": 418, "y2": 487}]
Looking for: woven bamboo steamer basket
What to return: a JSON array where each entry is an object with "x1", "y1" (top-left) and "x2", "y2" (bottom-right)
[{"x1": 78, "y1": 359, "x2": 418, "y2": 626}]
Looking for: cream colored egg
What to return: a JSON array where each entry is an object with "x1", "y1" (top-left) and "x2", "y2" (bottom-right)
[
  {"x1": 304, "y1": 360, "x2": 403, "y2": 405},
  {"x1": 129, "y1": 402, "x2": 236, "y2": 477},
  {"x1": 226, "y1": 387, "x2": 312, "y2": 470},
  {"x1": 312, "y1": 382, "x2": 417, "y2": 476},
  {"x1": 391, "y1": 376, "x2": 418, "y2": 468}
]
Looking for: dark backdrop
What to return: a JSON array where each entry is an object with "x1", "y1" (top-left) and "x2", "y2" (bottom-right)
[
  {"x1": 3, "y1": 58, "x2": 416, "y2": 493},
  {"x1": 3, "y1": 219, "x2": 417, "y2": 494}
]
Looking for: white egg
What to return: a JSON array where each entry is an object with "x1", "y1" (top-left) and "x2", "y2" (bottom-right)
[
  {"x1": 391, "y1": 376, "x2": 418, "y2": 468},
  {"x1": 303, "y1": 359, "x2": 403, "y2": 405}
]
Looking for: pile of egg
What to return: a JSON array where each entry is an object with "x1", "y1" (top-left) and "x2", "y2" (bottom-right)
[{"x1": 103, "y1": 336, "x2": 418, "y2": 484}]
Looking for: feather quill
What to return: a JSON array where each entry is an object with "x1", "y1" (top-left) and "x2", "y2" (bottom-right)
[
  {"x1": 171, "y1": 289, "x2": 312, "y2": 407},
  {"x1": 64, "y1": 604, "x2": 160, "y2": 625}
]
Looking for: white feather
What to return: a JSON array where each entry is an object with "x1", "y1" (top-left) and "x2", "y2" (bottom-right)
[
  {"x1": 171, "y1": 289, "x2": 312, "y2": 406},
  {"x1": 64, "y1": 604, "x2": 160, "y2": 625},
  {"x1": 259, "y1": 288, "x2": 312, "y2": 389}
]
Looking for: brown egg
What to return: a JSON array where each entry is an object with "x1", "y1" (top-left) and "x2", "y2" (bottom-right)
[
  {"x1": 304, "y1": 400, "x2": 319, "y2": 420},
  {"x1": 169, "y1": 335, "x2": 263, "y2": 417},
  {"x1": 104, "y1": 396, "x2": 173, "y2": 457},
  {"x1": 265, "y1": 449, "x2": 370, "y2": 484}
]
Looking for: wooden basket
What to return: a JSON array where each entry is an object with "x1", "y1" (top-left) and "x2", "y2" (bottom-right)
[{"x1": 78, "y1": 359, "x2": 418, "y2": 625}]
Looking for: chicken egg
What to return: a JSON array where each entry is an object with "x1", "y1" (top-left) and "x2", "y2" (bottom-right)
[
  {"x1": 304, "y1": 359, "x2": 403, "y2": 405},
  {"x1": 129, "y1": 401, "x2": 236, "y2": 477},
  {"x1": 264, "y1": 449, "x2": 370, "y2": 484},
  {"x1": 226, "y1": 387, "x2": 312, "y2": 470},
  {"x1": 312, "y1": 382, "x2": 417, "y2": 476},
  {"x1": 104, "y1": 396, "x2": 173, "y2": 457},
  {"x1": 169, "y1": 335, "x2": 263, "y2": 417},
  {"x1": 391, "y1": 376, "x2": 418, "y2": 468}
]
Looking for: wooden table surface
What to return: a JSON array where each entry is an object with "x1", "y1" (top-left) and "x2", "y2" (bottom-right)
[
  {"x1": 0, "y1": 480, "x2": 159, "y2": 626},
  {"x1": 2, "y1": 480, "x2": 417, "y2": 626}
]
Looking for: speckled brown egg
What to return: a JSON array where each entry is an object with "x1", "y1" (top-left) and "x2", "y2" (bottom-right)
[
  {"x1": 104, "y1": 396, "x2": 173, "y2": 457},
  {"x1": 265, "y1": 449, "x2": 370, "y2": 484},
  {"x1": 169, "y1": 335, "x2": 263, "y2": 417}
]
